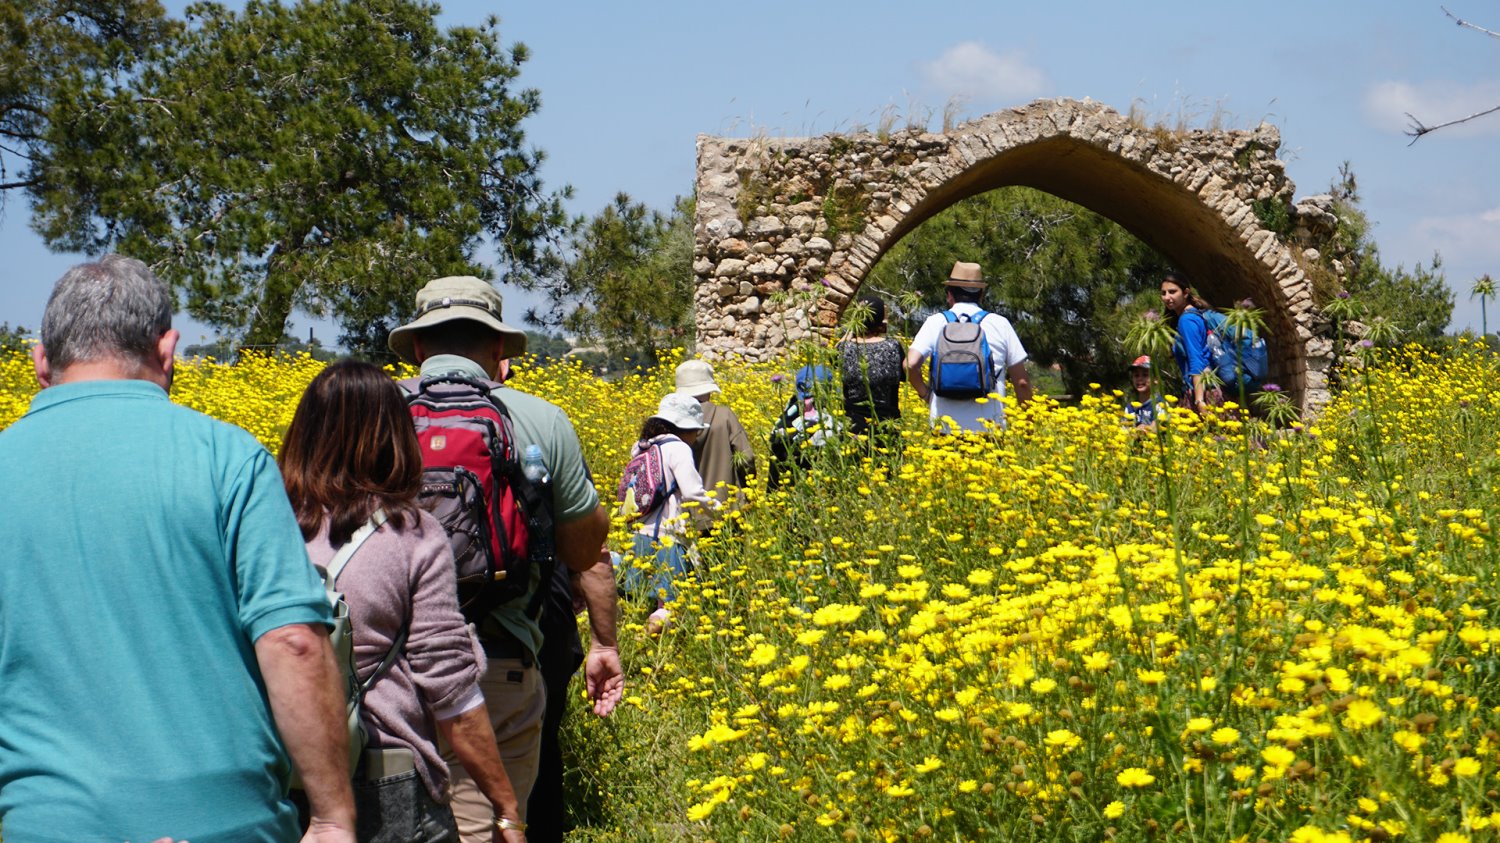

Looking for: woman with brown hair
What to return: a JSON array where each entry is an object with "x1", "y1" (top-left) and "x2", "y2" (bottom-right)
[
  {"x1": 1160, "y1": 271, "x2": 1224, "y2": 414},
  {"x1": 281, "y1": 360, "x2": 527, "y2": 843}
]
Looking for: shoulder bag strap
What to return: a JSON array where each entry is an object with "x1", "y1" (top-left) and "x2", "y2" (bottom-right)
[
  {"x1": 358, "y1": 621, "x2": 409, "y2": 698},
  {"x1": 323, "y1": 509, "x2": 407, "y2": 697},
  {"x1": 327, "y1": 508, "x2": 389, "y2": 585}
]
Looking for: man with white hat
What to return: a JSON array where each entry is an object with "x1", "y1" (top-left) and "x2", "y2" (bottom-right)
[
  {"x1": 674, "y1": 359, "x2": 754, "y2": 508},
  {"x1": 389, "y1": 276, "x2": 623, "y2": 842},
  {"x1": 905, "y1": 261, "x2": 1033, "y2": 433}
]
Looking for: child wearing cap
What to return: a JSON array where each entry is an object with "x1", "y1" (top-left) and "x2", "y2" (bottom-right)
[
  {"x1": 1123, "y1": 356, "x2": 1168, "y2": 430},
  {"x1": 623, "y1": 392, "x2": 717, "y2": 634}
]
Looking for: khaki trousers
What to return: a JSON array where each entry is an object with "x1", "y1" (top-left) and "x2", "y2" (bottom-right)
[{"x1": 439, "y1": 657, "x2": 546, "y2": 843}]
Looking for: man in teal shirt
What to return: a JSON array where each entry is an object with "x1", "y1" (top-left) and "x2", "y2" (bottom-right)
[
  {"x1": 0, "y1": 256, "x2": 356, "y2": 842},
  {"x1": 389, "y1": 276, "x2": 622, "y2": 842}
]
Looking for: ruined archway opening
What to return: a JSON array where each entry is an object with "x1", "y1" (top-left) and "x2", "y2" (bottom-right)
[
  {"x1": 863, "y1": 185, "x2": 1172, "y2": 399},
  {"x1": 845, "y1": 136, "x2": 1305, "y2": 401}
]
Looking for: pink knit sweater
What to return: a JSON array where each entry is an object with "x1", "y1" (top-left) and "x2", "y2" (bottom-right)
[{"x1": 304, "y1": 509, "x2": 484, "y2": 802}]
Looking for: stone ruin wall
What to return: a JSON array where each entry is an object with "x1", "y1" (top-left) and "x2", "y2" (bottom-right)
[{"x1": 692, "y1": 97, "x2": 1347, "y2": 412}]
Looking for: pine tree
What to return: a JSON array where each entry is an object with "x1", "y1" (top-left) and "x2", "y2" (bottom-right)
[
  {"x1": 1, "y1": 0, "x2": 173, "y2": 198},
  {"x1": 27, "y1": 0, "x2": 568, "y2": 356}
]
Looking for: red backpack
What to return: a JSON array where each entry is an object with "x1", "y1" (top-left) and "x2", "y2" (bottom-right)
[{"x1": 403, "y1": 375, "x2": 554, "y2": 621}]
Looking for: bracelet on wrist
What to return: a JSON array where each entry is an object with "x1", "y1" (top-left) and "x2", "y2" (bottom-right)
[{"x1": 496, "y1": 816, "x2": 527, "y2": 832}]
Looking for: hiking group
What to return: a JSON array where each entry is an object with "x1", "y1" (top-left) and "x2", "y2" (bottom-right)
[
  {"x1": 0, "y1": 261, "x2": 621, "y2": 843},
  {"x1": 0, "y1": 253, "x2": 1270, "y2": 842},
  {"x1": 618, "y1": 261, "x2": 1273, "y2": 632}
]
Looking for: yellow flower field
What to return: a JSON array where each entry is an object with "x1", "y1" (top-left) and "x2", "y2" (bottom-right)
[{"x1": 2, "y1": 341, "x2": 1498, "y2": 843}]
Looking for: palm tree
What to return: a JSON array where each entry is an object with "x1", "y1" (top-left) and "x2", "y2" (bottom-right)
[{"x1": 1472, "y1": 274, "x2": 1496, "y2": 337}]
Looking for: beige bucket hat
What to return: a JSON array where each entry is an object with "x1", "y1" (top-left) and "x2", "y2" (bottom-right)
[
  {"x1": 674, "y1": 359, "x2": 721, "y2": 397},
  {"x1": 388, "y1": 276, "x2": 528, "y2": 363},
  {"x1": 947, "y1": 261, "x2": 988, "y2": 291}
]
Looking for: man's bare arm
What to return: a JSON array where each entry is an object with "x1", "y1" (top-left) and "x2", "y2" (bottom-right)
[
  {"x1": 255, "y1": 623, "x2": 356, "y2": 841},
  {"x1": 1007, "y1": 362, "x2": 1033, "y2": 404},
  {"x1": 437, "y1": 705, "x2": 526, "y2": 842},
  {"x1": 905, "y1": 348, "x2": 930, "y2": 402},
  {"x1": 556, "y1": 505, "x2": 609, "y2": 575},
  {"x1": 556, "y1": 507, "x2": 623, "y2": 716}
]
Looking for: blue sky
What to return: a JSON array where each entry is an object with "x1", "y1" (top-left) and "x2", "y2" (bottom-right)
[{"x1": 4, "y1": 0, "x2": 1498, "y2": 343}]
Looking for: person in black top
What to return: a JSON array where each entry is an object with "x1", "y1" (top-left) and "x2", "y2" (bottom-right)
[{"x1": 837, "y1": 295, "x2": 905, "y2": 443}]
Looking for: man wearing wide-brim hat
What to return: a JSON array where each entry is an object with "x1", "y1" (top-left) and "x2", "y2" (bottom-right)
[
  {"x1": 904, "y1": 261, "x2": 1033, "y2": 434},
  {"x1": 389, "y1": 275, "x2": 624, "y2": 842}
]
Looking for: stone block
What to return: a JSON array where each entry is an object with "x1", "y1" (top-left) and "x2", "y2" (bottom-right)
[
  {"x1": 822, "y1": 274, "x2": 854, "y2": 296},
  {"x1": 746, "y1": 259, "x2": 779, "y2": 277},
  {"x1": 715, "y1": 258, "x2": 748, "y2": 277},
  {"x1": 717, "y1": 238, "x2": 749, "y2": 258}
]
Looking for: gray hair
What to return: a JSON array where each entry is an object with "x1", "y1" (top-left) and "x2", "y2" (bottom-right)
[{"x1": 41, "y1": 255, "x2": 173, "y2": 371}]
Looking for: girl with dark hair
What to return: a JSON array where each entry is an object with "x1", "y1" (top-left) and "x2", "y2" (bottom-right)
[
  {"x1": 1160, "y1": 272, "x2": 1224, "y2": 414},
  {"x1": 280, "y1": 360, "x2": 526, "y2": 843},
  {"x1": 837, "y1": 295, "x2": 905, "y2": 440}
]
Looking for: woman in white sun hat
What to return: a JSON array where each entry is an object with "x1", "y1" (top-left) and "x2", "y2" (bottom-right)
[{"x1": 618, "y1": 393, "x2": 717, "y2": 634}]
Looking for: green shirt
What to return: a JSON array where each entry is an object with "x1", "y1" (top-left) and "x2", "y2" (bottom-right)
[{"x1": 417, "y1": 355, "x2": 600, "y2": 656}]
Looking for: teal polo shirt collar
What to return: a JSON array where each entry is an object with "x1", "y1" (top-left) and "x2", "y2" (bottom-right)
[{"x1": 26, "y1": 378, "x2": 168, "y2": 416}]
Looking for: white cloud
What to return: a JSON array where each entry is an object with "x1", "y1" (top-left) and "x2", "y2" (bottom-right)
[
  {"x1": 919, "y1": 42, "x2": 1048, "y2": 103},
  {"x1": 1364, "y1": 79, "x2": 1500, "y2": 137},
  {"x1": 1409, "y1": 207, "x2": 1500, "y2": 265}
]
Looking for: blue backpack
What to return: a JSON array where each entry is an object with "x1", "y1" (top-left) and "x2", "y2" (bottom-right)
[
  {"x1": 1192, "y1": 307, "x2": 1269, "y2": 391},
  {"x1": 930, "y1": 310, "x2": 995, "y2": 399}
]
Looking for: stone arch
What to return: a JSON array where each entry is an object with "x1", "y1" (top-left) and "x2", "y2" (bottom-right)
[{"x1": 693, "y1": 98, "x2": 1338, "y2": 411}]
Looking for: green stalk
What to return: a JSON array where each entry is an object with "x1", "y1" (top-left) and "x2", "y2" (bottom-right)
[{"x1": 1148, "y1": 358, "x2": 1198, "y2": 648}]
